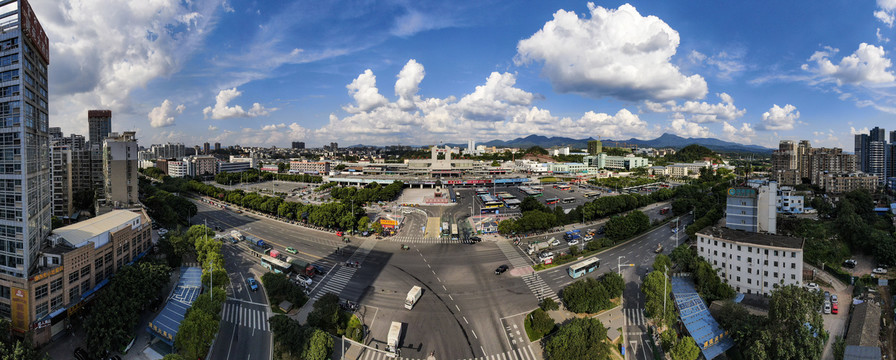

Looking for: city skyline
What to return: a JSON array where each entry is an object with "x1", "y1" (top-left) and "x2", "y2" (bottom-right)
[{"x1": 34, "y1": 1, "x2": 896, "y2": 148}]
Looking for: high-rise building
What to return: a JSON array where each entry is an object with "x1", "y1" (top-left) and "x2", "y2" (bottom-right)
[
  {"x1": 807, "y1": 147, "x2": 856, "y2": 186},
  {"x1": 885, "y1": 143, "x2": 896, "y2": 181},
  {"x1": 48, "y1": 127, "x2": 62, "y2": 140},
  {"x1": 330, "y1": 142, "x2": 338, "y2": 151},
  {"x1": 771, "y1": 140, "x2": 800, "y2": 185},
  {"x1": 891, "y1": 130, "x2": 896, "y2": 144},
  {"x1": 102, "y1": 132, "x2": 138, "y2": 207},
  {"x1": 88, "y1": 110, "x2": 112, "y2": 196},
  {"x1": 57, "y1": 134, "x2": 92, "y2": 194},
  {"x1": 587, "y1": 140, "x2": 603, "y2": 155},
  {"x1": 214, "y1": 142, "x2": 221, "y2": 151},
  {"x1": 203, "y1": 142, "x2": 210, "y2": 154},
  {"x1": 50, "y1": 142, "x2": 72, "y2": 217},
  {"x1": 0, "y1": 0, "x2": 51, "y2": 329},
  {"x1": 855, "y1": 127, "x2": 887, "y2": 183},
  {"x1": 291, "y1": 141, "x2": 305, "y2": 150},
  {"x1": 798, "y1": 140, "x2": 811, "y2": 181},
  {"x1": 855, "y1": 133, "x2": 868, "y2": 172},
  {"x1": 150, "y1": 143, "x2": 185, "y2": 159}
]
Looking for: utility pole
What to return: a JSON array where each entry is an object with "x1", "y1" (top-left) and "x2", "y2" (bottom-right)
[
  {"x1": 662, "y1": 265, "x2": 668, "y2": 326},
  {"x1": 618, "y1": 255, "x2": 626, "y2": 274}
]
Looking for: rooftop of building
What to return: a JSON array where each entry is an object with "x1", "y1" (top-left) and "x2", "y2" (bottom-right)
[
  {"x1": 846, "y1": 301, "x2": 881, "y2": 347},
  {"x1": 52, "y1": 210, "x2": 141, "y2": 248},
  {"x1": 697, "y1": 226, "x2": 804, "y2": 249}
]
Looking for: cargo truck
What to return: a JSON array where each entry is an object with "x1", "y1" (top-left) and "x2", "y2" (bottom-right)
[
  {"x1": 386, "y1": 321, "x2": 402, "y2": 356},
  {"x1": 527, "y1": 240, "x2": 552, "y2": 255},
  {"x1": 230, "y1": 230, "x2": 244, "y2": 241},
  {"x1": 405, "y1": 286, "x2": 422, "y2": 310}
]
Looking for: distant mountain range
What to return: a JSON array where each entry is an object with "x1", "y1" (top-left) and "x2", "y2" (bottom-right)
[
  {"x1": 347, "y1": 133, "x2": 773, "y2": 153},
  {"x1": 470, "y1": 133, "x2": 771, "y2": 153}
]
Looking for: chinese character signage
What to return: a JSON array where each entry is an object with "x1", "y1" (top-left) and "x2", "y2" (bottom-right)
[
  {"x1": 10, "y1": 287, "x2": 28, "y2": 332},
  {"x1": 19, "y1": 0, "x2": 50, "y2": 65},
  {"x1": 727, "y1": 187, "x2": 757, "y2": 198}
]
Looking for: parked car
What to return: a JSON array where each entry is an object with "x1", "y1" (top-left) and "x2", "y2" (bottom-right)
[
  {"x1": 823, "y1": 301, "x2": 831, "y2": 314},
  {"x1": 550, "y1": 238, "x2": 561, "y2": 246},
  {"x1": 567, "y1": 239, "x2": 579, "y2": 246},
  {"x1": 583, "y1": 235, "x2": 593, "y2": 242},
  {"x1": 297, "y1": 274, "x2": 312, "y2": 286},
  {"x1": 873, "y1": 267, "x2": 887, "y2": 274},
  {"x1": 832, "y1": 303, "x2": 839, "y2": 314},
  {"x1": 495, "y1": 265, "x2": 509, "y2": 275},
  {"x1": 247, "y1": 277, "x2": 259, "y2": 291},
  {"x1": 831, "y1": 294, "x2": 838, "y2": 304},
  {"x1": 806, "y1": 282, "x2": 820, "y2": 292},
  {"x1": 286, "y1": 247, "x2": 298, "y2": 254},
  {"x1": 843, "y1": 259, "x2": 857, "y2": 268},
  {"x1": 539, "y1": 252, "x2": 554, "y2": 262},
  {"x1": 823, "y1": 291, "x2": 831, "y2": 301}
]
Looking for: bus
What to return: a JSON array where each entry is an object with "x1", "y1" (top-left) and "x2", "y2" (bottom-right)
[
  {"x1": 557, "y1": 184, "x2": 571, "y2": 191},
  {"x1": 475, "y1": 188, "x2": 489, "y2": 195},
  {"x1": 583, "y1": 192, "x2": 600, "y2": 198},
  {"x1": 562, "y1": 197, "x2": 576, "y2": 204},
  {"x1": 483, "y1": 200, "x2": 503, "y2": 209},
  {"x1": 442, "y1": 222, "x2": 450, "y2": 236},
  {"x1": 261, "y1": 255, "x2": 293, "y2": 274},
  {"x1": 450, "y1": 224, "x2": 459, "y2": 241},
  {"x1": 545, "y1": 198, "x2": 560, "y2": 205},
  {"x1": 567, "y1": 257, "x2": 600, "y2": 278}
]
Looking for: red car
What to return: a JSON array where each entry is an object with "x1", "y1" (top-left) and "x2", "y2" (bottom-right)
[
  {"x1": 832, "y1": 303, "x2": 838, "y2": 314},
  {"x1": 336, "y1": 231, "x2": 343, "y2": 237}
]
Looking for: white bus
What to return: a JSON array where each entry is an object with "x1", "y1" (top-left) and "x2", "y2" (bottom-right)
[
  {"x1": 562, "y1": 197, "x2": 576, "y2": 204},
  {"x1": 567, "y1": 257, "x2": 600, "y2": 278},
  {"x1": 450, "y1": 224, "x2": 459, "y2": 241},
  {"x1": 261, "y1": 255, "x2": 293, "y2": 274}
]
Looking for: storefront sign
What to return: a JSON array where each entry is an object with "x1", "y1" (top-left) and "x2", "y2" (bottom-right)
[
  {"x1": 11, "y1": 288, "x2": 28, "y2": 332},
  {"x1": 727, "y1": 187, "x2": 757, "y2": 198},
  {"x1": 30, "y1": 266, "x2": 63, "y2": 282}
]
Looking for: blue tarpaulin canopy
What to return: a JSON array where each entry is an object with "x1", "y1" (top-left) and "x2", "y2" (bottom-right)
[
  {"x1": 671, "y1": 276, "x2": 734, "y2": 359},
  {"x1": 146, "y1": 267, "x2": 202, "y2": 346}
]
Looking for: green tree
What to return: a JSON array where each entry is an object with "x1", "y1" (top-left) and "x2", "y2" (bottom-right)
[
  {"x1": 524, "y1": 308, "x2": 555, "y2": 341},
  {"x1": 670, "y1": 244, "x2": 698, "y2": 272},
  {"x1": 162, "y1": 355, "x2": 186, "y2": 360},
  {"x1": 544, "y1": 318, "x2": 611, "y2": 360},
  {"x1": 746, "y1": 285, "x2": 826, "y2": 359},
  {"x1": 307, "y1": 293, "x2": 345, "y2": 334},
  {"x1": 303, "y1": 328, "x2": 334, "y2": 360},
  {"x1": 539, "y1": 297, "x2": 560, "y2": 311},
  {"x1": 669, "y1": 337, "x2": 700, "y2": 360},
  {"x1": 660, "y1": 329, "x2": 678, "y2": 351},
  {"x1": 653, "y1": 254, "x2": 672, "y2": 272},
  {"x1": 525, "y1": 146, "x2": 548, "y2": 155},
  {"x1": 175, "y1": 306, "x2": 219, "y2": 360}
]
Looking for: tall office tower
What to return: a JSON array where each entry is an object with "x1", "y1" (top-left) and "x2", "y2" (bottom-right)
[
  {"x1": 203, "y1": 142, "x2": 210, "y2": 154},
  {"x1": 102, "y1": 132, "x2": 138, "y2": 207},
  {"x1": 587, "y1": 140, "x2": 603, "y2": 155},
  {"x1": 330, "y1": 142, "x2": 338, "y2": 151},
  {"x1": 798, "y1": 140, "x2": 811, "y2": 181},
  {"x1": 291, "y1": 141, "x2": 305, "y2": 150},
  {"x1": 0, "y1": 0, "x2": 51, "y2": 281},
  {"x1": 214, "y1": 142, "x2": 221, "y2": 151},
  {"x1": 891, "y1": 130, "x2": 896, "y2": 144},
  {"x1": 855, "y1": 133, "x2": 868, "y2": 172},
  {"x1": 50, "y1": 142, "x2": 72, "y2": 217},
  {"x1": 88, "y1": 110, "x2": 112, "y2": 195},
  {"x1": 886, "y1": 143, "x2": 896, "y2": 179}
]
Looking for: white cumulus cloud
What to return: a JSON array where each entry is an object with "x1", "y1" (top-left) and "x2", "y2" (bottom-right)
[
  {"x1": 395, "y1": 59, "x2": 425, "y2": 110},
  {"x1": 344, "y1": 69, "x2": 389, "y2": 114},
  {"x1": 722, "y1": 121, "x2": 756, "y2": 143},
  {"x1": 515, "y1": 3, "x2": 707, "y2": 101},
  {"x1": 876, "y1": 0, "x2": 896, "y2": 26},
  {"x1": 759, "y1": 104, "x2": 800, "y2": 131},
  {"x1": 643, "y1": 93, "x2": 745, "y2": 123},
  {"x1": 148, "y1": 99, "x2": 185, "y2": 128},
  {"x1": 803, "y1": 43, "x2": 896, "y2": 85},
  {"x1": 667, "y1": 118, "x2": 713, "y2": 138},
  {"x1": 203, "y1": 88, "x2": 275, "y2": 120}
]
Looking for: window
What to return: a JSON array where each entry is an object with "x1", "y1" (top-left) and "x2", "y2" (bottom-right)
[
  {"x1": 713, "y1": 260, "x2": 717, "y2": 265},
  {"x1": 747, "y1": 278, "x2": 752, "y2": 284},
  {"x1": 737, "y1": 245, "x2": 741, "y2": 251},
  {"x1": 748, "y1": 268, "x2": 752, "y2": 274},
  {"x1": 34, "y1": 284, "x2": 47, "y2": 300},
  {"x1": 50, "y1": 278, "x2": 62, "y2": 293},
  {"x1": 0, "y1": 285, "x2": 8, "y2": 299},
  {"x1": 80, "y1": 265, "x2": 90, "y2": 277},
  {"x1": 774, "y1": 272, "x2": 778, "y2": 278},
  {"x1": 94, "y1": 257, "x2": 103, "y2": 270},
  {"x1": 737, "y1": 266, "x2": 741, "y2": 271},
  {"x1": 50, "y1": 295, "x2": 63, "y2": 310},
  {"x1": 737, "y1": 276, "x2": 741, "y2": 282},
  {"x1": 714, "y1": 250, "x2": 718, "y2": 256},
  {"x1": 791, "y1": 274, "x2": 796, "y2": 280},
  {"x1": 95, "y1": 272, "x2": 103, "y2": 285},
  {"x1": 774, "y1": 261, "x2": 778, "y2": 267},
  {"x1": 774, "y1": 250, "x2": 779, "y2": 256},
  {"x1": 748, "y1": 247, "x2": 752, "y2": 253},
  {"x1": 722, "y1": 243, "x2": 726, "y2": 248},
  {"x1": 69, "y1": 288, "x2": 79, "y2": 304},
  {"x1": 68, "y1": 271, "x2": 79, "y2": 284},
  {"x1": 35, "y1": 302, "x2": 47, "y2": 318},
  {"x1": 791, "y1": 263, "x2": 796, "y2": 269},
  {"x1": 764, "y1": 281, "x2": 768, "y2": 287},
  {"x1": 714, "y1": 241, "x2": 718, "y2": 246},
  {"x1": 764, "y1": 271, "x2": 768, "y2": 277},
  {"x1": 764, "y1": 249, "x2": 769, "y2": 255},
  {"x1": 748, "y1": 257, "x2": 752, "y2": 263},
  {"x1": 764, "y1": 260, "x2": 768, "y2": 265},
  {"x1": 737, "y1": 256, "x2": 741, "y2": 261},
  {"x1": 81, "y1": 280, "x2": 90, "y2": 294},
  {"x1": 791, "y1": 252, "x2": 796, "y2": 258},
  {"x1": 104, "y1": 252, "x2": 113, "y2": 264}
]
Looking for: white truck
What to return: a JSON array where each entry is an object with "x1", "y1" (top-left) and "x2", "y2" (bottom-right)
[
  {"x1": 230, "y1": 230, "x2": 244, "y2": 241},
  {"x1": 405, "y1": 286, "x2": 422, "y2": 310},
  {"x1": 386, "y1": 321, "x2": 402, "y2": 356},
  {"x1": 527, "y1": 239, "x2": 553, "y2": 255}
]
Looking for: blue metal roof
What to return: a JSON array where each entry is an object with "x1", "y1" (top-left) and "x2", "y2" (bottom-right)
[
  {"x1": 671, "y1": 277, "x2": 734, "y2": 360},
  {"x1": 146, "y1": 267, "x2": 202, "y2": 346}
]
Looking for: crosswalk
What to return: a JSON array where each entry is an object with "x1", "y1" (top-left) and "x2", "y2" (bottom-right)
[
  {"x1": 496, "y1": 241, "x2": 560, "y2": 304},
  {"x1": 385, "y1": 235, "x2": 463, "y2": 244},
  {"x1": 221, "y1": 302, "x2": 269, "y2": 331},
  {"x1": 311, "y1": 238, "x2": 377, "y2": 301},
  {"x1": 354, "y1": 344, "x2": 539, "y2": 360},
  {"x1": 624, "y1": 307, "x2": 647, "y2": 326}
]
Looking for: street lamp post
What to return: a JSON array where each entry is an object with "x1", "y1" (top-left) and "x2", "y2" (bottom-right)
[{"x1": 617, "y1": 255, "x2": 626, "y2": 274}]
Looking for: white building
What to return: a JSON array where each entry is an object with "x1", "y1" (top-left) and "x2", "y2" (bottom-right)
[
  {"x1": 696, "y1": 226, "x2": 804, "y2": 296},
  {"x1": 776, "y1": 186, "x2": 805, "y2": 214},
  {"x1": 549, "y1": 147, "x2": 570, "y2": 156},
  {"x1": 167, "y1": 160, "x2": 188, "y2": 178},
  {"x1": 668, "y1": 161, "x2": 713, "y2": 177}
]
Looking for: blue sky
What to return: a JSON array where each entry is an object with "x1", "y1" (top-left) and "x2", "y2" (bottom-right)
[{"x1": 33, "y1": 1, "x2": 896, "y2": 148}]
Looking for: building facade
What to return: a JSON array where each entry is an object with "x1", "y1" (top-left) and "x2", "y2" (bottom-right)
[
  {"x1": 291, "y1": 141, "x2": 304, "y2": 150},
  {"x1": 150, "y1": 143, "x2": 185, "y2": 159},
  {"x1": 587, "y1": 140, "x2": 602, "y2": 155},
  {"x1": 186, "y1": 155, "x2": 217, "y2": 177},
  {"x1": 50, "y1": 143, "x2": 72, "y2": 217},
  {"x1": 696, "y1": 226, "x2": 804, "y2": 296},
  {"x1": 726, "y1": 183, "x2": 776, "y2": 234},
  {"x1": 102, "y1": 132, "x2": 138, "y2": 207},
  {"x1": 87, "y1": 110, "x2": 112, "y2": 196},
  {"x1": 26, "y1": 209, "x2": 153, "y2": 343},
  {"x1": 217, "y1": 161, "x2": 251, "y2": 174},
  {"x1": 776, "y1": 186, "x2": 804, "y2": 214},
  {"x1": 167, "y1": 160, "x2": 187, "y2": 178},
  {"x1": 822, "y1": 173, "x2": 879, "y2": 194},
  {"x1": 290, "y1": 161, "x2": 330, "y2": 174},
  {"x1": 807, "y1": 147, "x2": 856, "y2": 186}
]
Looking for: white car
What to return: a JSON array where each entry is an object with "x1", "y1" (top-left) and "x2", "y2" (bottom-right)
[
  {"x1": 539, "y1": 252, "x2": 554, "y2": 261},
  {"x1": 583, "y1": 235, "x2": 593, "y2": 242},
  {"x1": 567, "y1": 239, "x2": 579, "y2": 246},
  {"x1": 873, "y1": 268, "x2": 887, "y2": 274},
  {"x1": 823, "y1": 301, "x2": 831, "y2": 314},
  {"x1": 550, "y1": 238, "x2": 561, "y2": 246},
  {"x1": 806, "y1": 282, "x2": 820, "y2": 292}
]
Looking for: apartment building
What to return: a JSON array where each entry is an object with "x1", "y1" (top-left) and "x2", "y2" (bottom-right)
[
  {"x1": 726, "y1": 183, "x2": 777, "y2": 234},
  {"x1": 102, "y1": 132, "x2": 138, "y2": 207},
  {"x1": 696, "y1": 226, "x2": 804, "y2": 296},
  {"x1": 50, "y1": 143, "x2": 73, "y2": 217},
  {"x1": 822, "y1": 173, "x2": 879, "y2": 194},
  {"x1": 776, "y1": 186, "x2": 805, "y2": 214},
  {"x1": 185, "y1": 155, "x2": 218, "y2": 177}
]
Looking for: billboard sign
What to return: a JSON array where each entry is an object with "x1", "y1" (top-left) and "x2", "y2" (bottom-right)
[
  {"x1": 11, "y1": 287, "x2": 28, "y2": 332},
  {"x1": 727, "y1": 187, "x2": 757, "y2": 198},
  {"x1": 19, "y1": 0, "x2": 49, "y2": 64}
]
